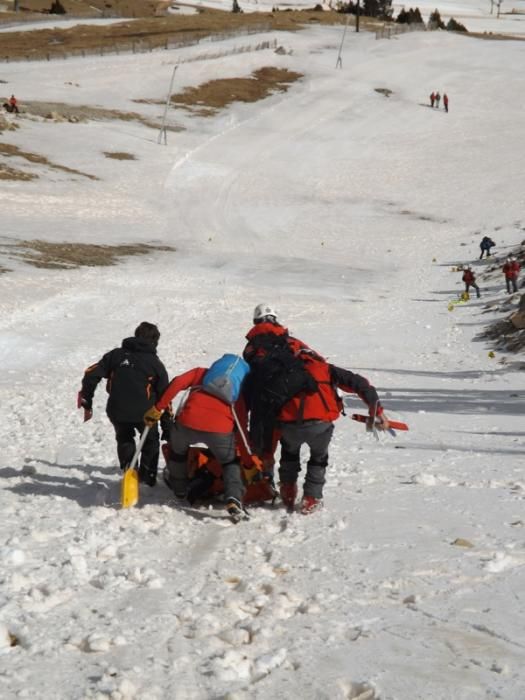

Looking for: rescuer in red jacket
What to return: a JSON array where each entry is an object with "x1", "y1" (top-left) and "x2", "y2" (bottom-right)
[{"x1": 243, "y1": 304, "x2": 390, "y2": 515}]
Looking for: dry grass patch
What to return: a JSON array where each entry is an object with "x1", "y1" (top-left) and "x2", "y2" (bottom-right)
[
  {"x1": 104, "y1": 151, "x2": 137, "y2": 160},
  {"x1": 171, "y1": 66, "x2": 303, "y2": 114},
  {"x1": 0, "y1": 163, "x2": 38, "y2": 180},
  {"x1": 0, "y1": 240, "x2": 175, "y2": 270},
  {"x1": 19, "y1": 100, "x2": 181, "y2": 133},
  {"x1": 0, "y1": 9, "x2": 363, "y2": 61},
  {"x1": 0, "y1": 141, "x2": 99, "y2": 180}
]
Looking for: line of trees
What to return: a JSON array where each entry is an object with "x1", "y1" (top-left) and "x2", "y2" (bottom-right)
[{"x1": 336, "y1": 2, "x2": 468, "y2": 31}]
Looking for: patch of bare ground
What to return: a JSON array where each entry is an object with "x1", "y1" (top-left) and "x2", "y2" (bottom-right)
[
  {"x1": 0, "y1": 163, "x2": 37, "y2": 180},
  {"x1": 0, "y1": 141, "x2": 99, "y2": 180},
  {"x1": 103, "y1": 151, "x2": 136, "y2": 160},
  {"x1": 171, "y1": 66, "x2": 303, "y2": 115},
  {"x1": 17, "y1": 101, "x2": 181, "y2": 132},
  {"x1": 0, "y1": 240, "x2": 175, "y2": 270},
  {"x1": 0, "y1": 9, "x2": 372, "y2": 61}
]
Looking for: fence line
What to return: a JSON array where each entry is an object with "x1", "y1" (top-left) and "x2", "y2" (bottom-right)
[
  {"x1": 375, "y1": 22, "x2": 426, "y2": 40},
  {"x1": 0, "y1": 21, "x2": 274, "y2": 63}
]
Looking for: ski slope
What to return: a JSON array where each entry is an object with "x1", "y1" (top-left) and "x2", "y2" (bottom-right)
[{"x1": 0, "y1": 8, "x2": 524, "y2": 700}]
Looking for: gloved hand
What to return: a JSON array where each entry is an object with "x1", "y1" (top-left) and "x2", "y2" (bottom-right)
[
  {"x1": 366, "y1": 413, "x2": 390, "y2": 431},
  {"x1": 243, "y1": 455, "x2": 264, "y2": 485},
  {"x1": 77, "y1": 391, "x2": 93, "y2": 422},
  {"x1": 144, "y1": 405, "x2": 163, "y2": 427}
]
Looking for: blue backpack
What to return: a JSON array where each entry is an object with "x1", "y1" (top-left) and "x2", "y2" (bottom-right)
[{"x1": 202, "y1": 354, "x2": 250, "y2": 404}]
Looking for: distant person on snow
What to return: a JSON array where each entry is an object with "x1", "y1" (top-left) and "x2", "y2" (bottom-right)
[
  {"x1": 3, "y1": 94, "x2": 19, "y2": 114},
  {"x1": 143, "y1": 357, "x2": 258, "y2": 522},
  {"x1": 429, "y1": 91, "x2": 435, "y2": 108},
  {"x1": 242, "y1": 303, "x2": 391, "y2": 515},
  {"x1": 479, "y1": 236, "x2": 495, "y2": 259},
  {"x1": 502, "y1": 256, "x2": 520, "y2": 294},
  {"x1": 78, "y1": 322, "x2": 170, "y2": 487},
  {"x1": 443, "y1": 93, "x2": 449, "y2": 112},
  {"x1": 434, "y1": 91, "x2": 441, "y2": 108},
  {"x1": 462, "y1": 265, "x2": 480, "y2": 298}
]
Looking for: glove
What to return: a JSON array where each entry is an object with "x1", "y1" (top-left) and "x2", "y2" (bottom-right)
[
  {"x1": 144, "y1": 405, "x2": 163, "y2": 427},
  {"x1": 243, "y1": 455, "x2": 264, "y2": 485},
  {"x1": 77, "y1": 391, "x2": 92, "y2": 422}
]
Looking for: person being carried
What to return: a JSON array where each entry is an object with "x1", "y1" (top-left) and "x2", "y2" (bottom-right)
[
  {"x1": 479, "y1": 236, "x2": 495, "y2": 259},
  {"x1": 78, "y1": 322, "x2": 170, "y2": 486},
  {"x1": 503, "y1": 255, "x2": 520, "y2": 294},
  {"x1": 462, "y1": 265, "x2": 480, "y2": 298},
  {"x1": 243, "y1": 304, "x2": 390, "y2": 515},
  {"x1": 143, "y1": 354, "x2": 257, "y2": 522}
]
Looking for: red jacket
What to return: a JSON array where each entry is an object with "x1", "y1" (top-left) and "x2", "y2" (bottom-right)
[
  {"x1": 155, "y1": 367, "x2": 246, "y2": 434},
  {"x1": 244, "y1": 323, "x2": 382, "y2": 423},
  {"x1": 462, "y1": 270, "x2": 475, "y2": 284},
  {"x1": 503, "y1": 261, "x2": 520, "y2": 279}
]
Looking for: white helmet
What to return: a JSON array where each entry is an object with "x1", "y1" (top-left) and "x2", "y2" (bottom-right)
[
  {"x1": 467, "y1": 265, "x2": 472, "y2": 270},
  {"x1": 510, "y1": 255, "x2": 517, "y2": 261},
  {"x1": 253, "y1": 303, "x2": 278, "y2": 323}
]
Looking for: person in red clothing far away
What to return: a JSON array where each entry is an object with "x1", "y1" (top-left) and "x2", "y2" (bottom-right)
[
  {"x1": 462, "y1": 265, "x2": 480, "y2": 298},
  {"x1": 443, "y1": 93, "x2": 449, "y2": 112},
  {"x1": 144, "y1": 360, "x2": 256, "y2": 521},
  {"x1": 502, "y1": 255, "x2": 520, "y2": 294},
  {"x1": 8, "y1": 94, "x2": 19, "y2": 113},
  {"x1": 429, "y1": 91, "x2": 435, "y2": 108},
  {"x1": 243, "y1": 304, "x2": 390, "y2": 515}
]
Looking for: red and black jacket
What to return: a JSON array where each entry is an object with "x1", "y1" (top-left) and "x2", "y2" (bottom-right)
[
  {"x1": 81, "y1": 337, "x2": 169, "y2": 423},
  {"x1": 243, "y1": 322, "x2": 382, "y2": 423}
]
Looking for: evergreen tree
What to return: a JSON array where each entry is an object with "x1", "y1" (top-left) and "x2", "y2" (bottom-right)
[
  {"x1": 447, "y1": 17, "x2": 467, "y2": 31},
  {"x1": 428, "y1": 8, "x2": 445, "y2": 29},
  {"x1": 363, "y1": 0, "x2": 393, "y2": 20}
]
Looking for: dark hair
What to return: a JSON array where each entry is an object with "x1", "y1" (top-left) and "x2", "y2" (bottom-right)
[{"x1": 134, "y1": 321, "x2": 160, "y2": 347}]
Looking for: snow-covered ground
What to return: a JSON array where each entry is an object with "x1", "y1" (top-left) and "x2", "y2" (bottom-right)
[{"x1": 0, "y1": 5, "x2": 524, "y2": 700}]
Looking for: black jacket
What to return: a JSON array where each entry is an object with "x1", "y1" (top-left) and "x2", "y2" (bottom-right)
[{"x1": 81, "y1": 337, "x2": 169, "y2": 423}]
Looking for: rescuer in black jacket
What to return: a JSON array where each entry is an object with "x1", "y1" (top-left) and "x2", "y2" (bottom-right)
[{"x1": 78, "y1": 322, "x2": 170, "y2": 486}]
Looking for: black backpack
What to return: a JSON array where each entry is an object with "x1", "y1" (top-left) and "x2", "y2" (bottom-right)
[{"x1": 246, "y1": 333, "x2": 318, "y2": 454}]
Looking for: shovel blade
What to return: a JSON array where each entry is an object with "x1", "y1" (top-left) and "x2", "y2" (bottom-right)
[{"x1": 121, "y1": 468, "x2": 139, "y2": 508}]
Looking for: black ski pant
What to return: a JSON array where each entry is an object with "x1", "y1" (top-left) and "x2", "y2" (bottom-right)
[
  {"x1": 465, "y1": 282, "x2": 480, "y2": 298},
  {"x1": 506, "y1": 277, "x2": 518, "y2": 294},
  {"x1": 111, "y1": 420, "x2": 159, "y2": 474},
  {"x1": 167, "y1": 422, "x2": 244, "y2": 503},
  {"x1": 278, "y1": 420, "x2": 334, "y2": 499}
]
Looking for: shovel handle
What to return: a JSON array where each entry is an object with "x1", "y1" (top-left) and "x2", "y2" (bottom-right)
[
  {"x1": 127, "y1": 426, "x2": 151, "y2": 471},
  {"x1": 351, "y1": 414, "x2": 409, "y2": 431}
]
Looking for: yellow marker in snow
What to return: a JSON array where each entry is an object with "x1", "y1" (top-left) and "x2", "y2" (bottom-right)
[{"x1": 488, "y1": 351, "x2": 495, "y2": 359}]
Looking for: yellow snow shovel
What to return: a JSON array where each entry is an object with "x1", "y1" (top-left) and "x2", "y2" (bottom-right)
[{"x1": 121, "y1": 426, "x2": 150, "y2": 509}]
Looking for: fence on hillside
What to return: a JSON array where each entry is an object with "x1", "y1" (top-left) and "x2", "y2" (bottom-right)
[
  {"x1": 0, "y1": 21, "x2": 274, "y2": 62},
  {"x1": 375, "y1": 22, "x2": 426, "y2": 40}
]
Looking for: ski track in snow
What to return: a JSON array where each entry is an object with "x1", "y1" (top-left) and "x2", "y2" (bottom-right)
[{"x1": 0, "y1": 14, "x2": 525, "y2": 700}]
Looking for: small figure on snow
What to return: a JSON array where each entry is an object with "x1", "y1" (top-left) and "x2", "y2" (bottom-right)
[
  {"x1": 462, "y1": 265, "x2": 480, "y2": 298},
  {"x1": 434, "y1": 91, "x2": 441, "y2": 108},
  {"x1": 143, "y1": 356, "x2": 259, "y2": 522},
  {"x1": 443, "y1": 93, "x2": 449, "y2": 112},
  {"x1": 78, "y1": 322, "x2": 170, "y2": 487},
  {"x1": 242, "y1": 304, "x2": 391, "y2": 515},
  {"x1": 3, "y1": 94, "x2": 19, "y2": 114},
  {"x1": 479, "y1": 236, "x2": 495, "y2": 259},
  {"x1": 502, "y1": 255, "x2": 520, "y2": 294},
  {"x1": 429, "y1": 91, "x2": 435, "y2": 108}
]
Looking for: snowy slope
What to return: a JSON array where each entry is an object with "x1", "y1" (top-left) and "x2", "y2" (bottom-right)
[{"x1": 0, "y1": 8, "x2": 524, "y2": 700}]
